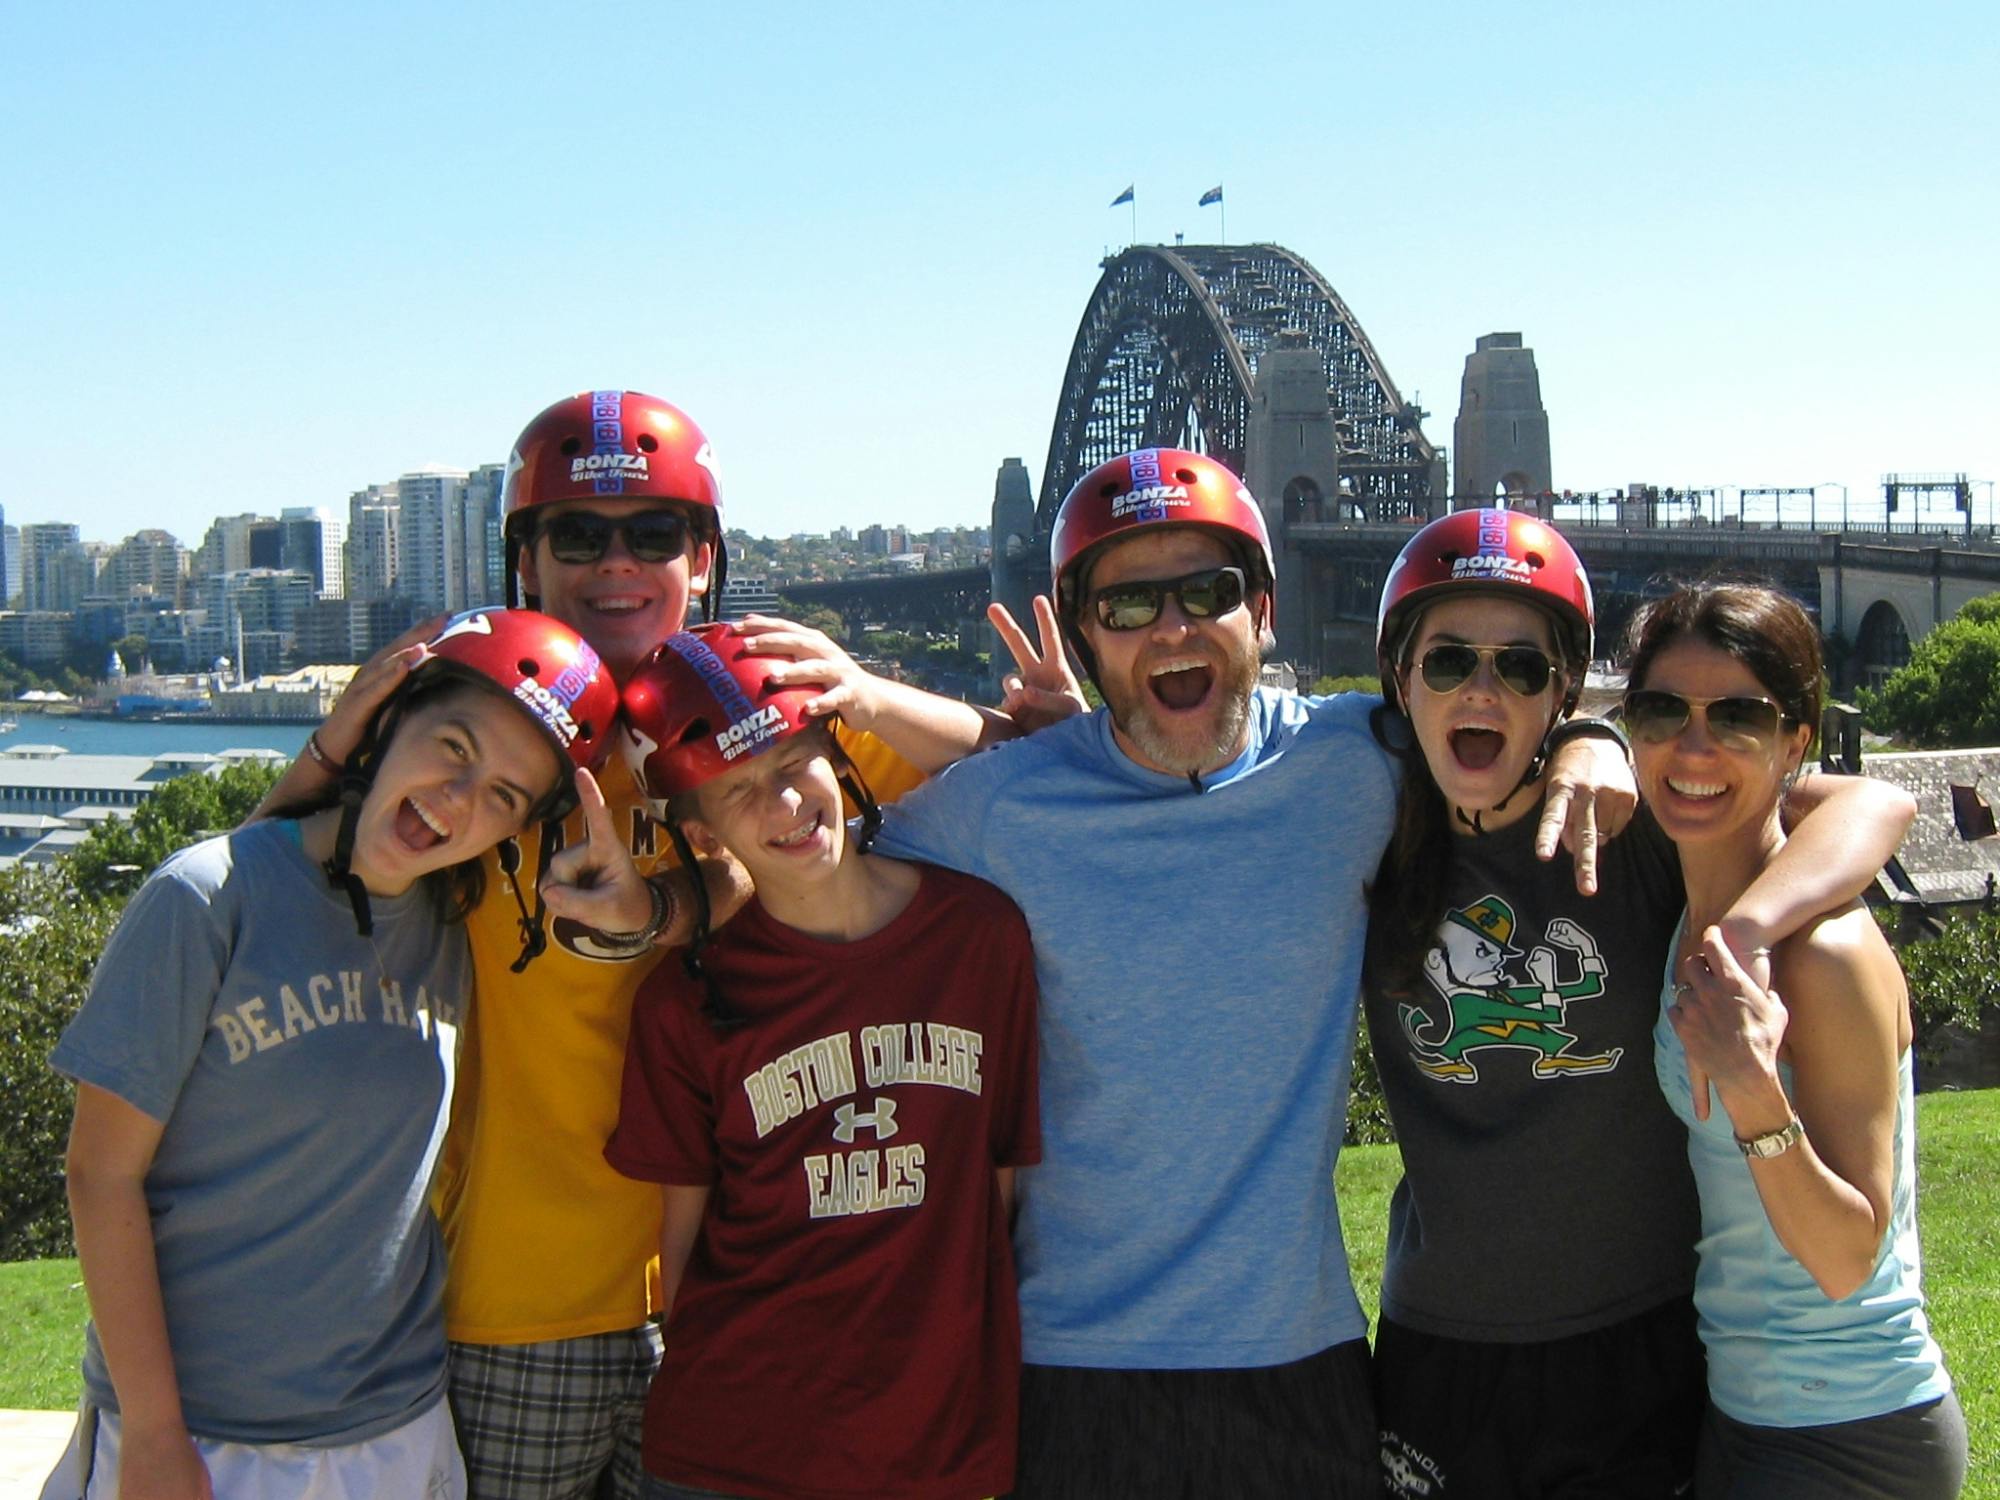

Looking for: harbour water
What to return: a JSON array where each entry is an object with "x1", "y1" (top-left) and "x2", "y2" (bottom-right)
[{"x1": 0, "y1": 714, "x2": 310, "y2": 759}]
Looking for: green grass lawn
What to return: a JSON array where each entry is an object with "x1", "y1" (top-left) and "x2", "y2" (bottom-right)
[{"x1": 3, "y1": 1092, "x2": 1992, "y2": 1493}]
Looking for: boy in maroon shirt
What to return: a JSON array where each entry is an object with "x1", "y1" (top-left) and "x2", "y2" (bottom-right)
[{"x1": 606, "y1": 623, "x2": 1040, "y2": 1500}]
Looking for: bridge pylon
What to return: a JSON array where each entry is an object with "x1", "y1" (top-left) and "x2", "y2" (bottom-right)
[
  {"x1": 1453, "y1": 332, "x2": 1552, "y2": 509},
  {"x1": 1243, "y1": 332, "x2": 1342, "y2": 671},
  {"x1": 988, "y1": 456, "x2": 1042, "y2": 693}
]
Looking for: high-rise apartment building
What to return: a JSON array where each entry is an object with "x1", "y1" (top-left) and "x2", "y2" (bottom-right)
[
  {"x1": 195, "y1": 513, "x2": 269, "y2": 578},
  {"x1": 105, "y1": 529, "x2": 189, "y2": 605},
  {"x1": 281, "y1": 506, "x2": 345, "y2": 598},
  {"x1": 345, "y1": 482, "x2": 400, "y2": 604},
  {"x1": 1, "y1": 520, "x2": 18, "y2": 607},
  {"x1": 19, "y1": 522, "x2": 82, "y2": 612},
  {"x1": 395, "y1": 467, "x2": 471, "y2": 616},
  {"x1": 465, "y1": 463, "x2": 507, "y2": 606}
]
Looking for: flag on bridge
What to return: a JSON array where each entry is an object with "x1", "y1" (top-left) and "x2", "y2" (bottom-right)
[
  {"x1": 1110, "y1": 184, "x2": 1134, "y2": 207},
  {"x1": 1198, "y1": 184, "x2": 1223, "y2": 207}
]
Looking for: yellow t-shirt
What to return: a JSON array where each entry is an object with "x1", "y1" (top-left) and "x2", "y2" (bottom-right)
[{"x1": 436, "y1": 727, "x2": 923, "y2": 1345}]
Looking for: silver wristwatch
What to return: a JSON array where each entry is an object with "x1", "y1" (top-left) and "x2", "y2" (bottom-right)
[{"x1": 1736, "y1": 1116, "x2": 1804, "y2": 1159}]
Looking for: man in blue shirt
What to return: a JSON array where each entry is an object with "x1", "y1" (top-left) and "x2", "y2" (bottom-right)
[{"x1": 872, "y1": 448, "x2": 1630, "y2": 1497}]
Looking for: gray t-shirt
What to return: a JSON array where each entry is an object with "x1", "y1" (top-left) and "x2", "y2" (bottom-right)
[{"x1": 51, "y1": 818, "x2": 469, "y2": 1444}]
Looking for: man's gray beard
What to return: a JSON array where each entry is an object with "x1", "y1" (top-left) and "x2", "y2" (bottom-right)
[{"x1": 1106, "y1": 635, "x2": 1261, "y2": 775}]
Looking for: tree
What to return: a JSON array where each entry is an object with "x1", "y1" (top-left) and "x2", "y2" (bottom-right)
[
  {"x1": 112, "y1": 633, "x2": 152, "y2": 673},
  {"x1": 69, "y1": 761, "x2": 285, "y2": 900},
  {"x1": 1859, "y1": 596, "x2": 2000, "y2": 747},
  {"x1": 0, "y1": 862, "x2": 117, "y2": 1258},
  {"x1": 1879, "y1": 904, "x2": 2000, "y2": 1072}
]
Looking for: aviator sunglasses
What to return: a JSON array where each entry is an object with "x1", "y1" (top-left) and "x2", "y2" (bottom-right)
[
  {"x1": 1416, "y1": 643, "x2": 1557, "y2": 698},
  {"x1": 1621, "y1": 690, "x2": 1789, "y2": 751},
  {"x1": 1089, "y1": 566, "x2": 1249, "y2": 631},
  {"x1": 538, "y1": 509, "x2": 692, "y2": 565}
]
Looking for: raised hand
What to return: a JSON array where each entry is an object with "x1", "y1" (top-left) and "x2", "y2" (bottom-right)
[
  {"x1": 730, "y1": 614, "x2": 884, "y2": 732},
  {"x1": 1535, "y1": 734, "x2": 1637, "y2": 895},
  {"x1": 538, "y1": 769, "x2": 655, "y2": 936},
  {"x1": 989, "y1": 595, "x2": 1087, "y2": 733}
]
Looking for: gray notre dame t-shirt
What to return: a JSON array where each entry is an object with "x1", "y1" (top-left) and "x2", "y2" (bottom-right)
[{"x1": 51, "y1": 818, "x2": 469, "y2": 1445}]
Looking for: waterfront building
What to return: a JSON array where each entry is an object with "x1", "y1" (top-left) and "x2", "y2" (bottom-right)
[
  {"x1": 0, "y1": 744, "x2": 291, "y2": 866},
  {"x1": 0, "y1": 611, "x2": 71, "y2": 670}
]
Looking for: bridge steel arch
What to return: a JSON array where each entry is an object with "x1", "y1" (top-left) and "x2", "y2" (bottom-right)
[{"x1": 1037, "y1": 244, "x2": 1440, "y2": 531}]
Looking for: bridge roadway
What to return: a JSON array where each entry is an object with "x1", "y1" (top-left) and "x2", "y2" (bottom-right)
[{"x1": 779, "y1": 526, "x2": 2000, "y2": 686}]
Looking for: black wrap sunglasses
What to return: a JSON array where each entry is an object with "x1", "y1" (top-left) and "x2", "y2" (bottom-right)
[
  {"x1": 538, "y1": 509, "x2": 692, "y2": 565},
  {"x1": 1088, "y1": 566, "x2": 1248, "y2": 632}
]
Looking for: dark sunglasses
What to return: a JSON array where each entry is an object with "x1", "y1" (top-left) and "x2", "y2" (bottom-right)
[
  {"x1": 1089, "y1": 566, "x2": 1248, "y2": 632},
  {"x1": 1622, "y1": 690, "x2": 1788, "y2": 751},
  {"x1": 537, "y1": 509, "x2": 692, "y2": 565},
  {"x1": 1416, "y1": 643, "x2": 1556, "y2": 698}
]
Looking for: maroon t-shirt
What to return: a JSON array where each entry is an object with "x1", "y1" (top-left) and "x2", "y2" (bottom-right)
[{"x1": 606, "y1": 863, "x2": 1041, "y2": 1500}]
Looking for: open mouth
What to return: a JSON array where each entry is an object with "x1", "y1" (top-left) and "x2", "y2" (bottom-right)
[
  {"x1": 1449, "y1": 726, "x2": 1505, "y2": 771},
  {"x1": 1148, "y1": 658, "x2": 1214, "y2": 712},
  {"x1": 396, "y1": 797, "x2": 449, "y2": 852}
]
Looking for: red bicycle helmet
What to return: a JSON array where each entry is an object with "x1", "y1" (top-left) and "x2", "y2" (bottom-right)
[
  {"x1": 502, "y1": 389, "x2": 726, "y2": 618},
  {"x1": 417, "y1": 607, "x2": 618, "y2": 820},
  {"x1": 1375, "y1": 508, "x2": 1594, "y2": 713},
  {"x1": 1050, "y1": 448, "x2": 1275, "y2": 682},
  {"x1": 619, "y1": 623, "x2": 824, "y2": 813},
  {"x1": 323, "y1": 607, "x2": 617, "y2": 948}
]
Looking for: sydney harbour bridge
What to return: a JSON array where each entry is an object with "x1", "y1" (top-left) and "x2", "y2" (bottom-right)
[{"x1": 786, "y1": 243, "x2": 1994, "y2": 690}]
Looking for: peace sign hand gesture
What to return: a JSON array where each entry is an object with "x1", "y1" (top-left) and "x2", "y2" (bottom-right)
[{"x1": 990, "y1": 595, "x2": 1088, "y2": 734}]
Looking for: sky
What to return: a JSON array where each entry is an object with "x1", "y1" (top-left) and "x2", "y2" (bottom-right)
[{"x1": 3, "y1": 1, "x2": 1995, "y2": 549}]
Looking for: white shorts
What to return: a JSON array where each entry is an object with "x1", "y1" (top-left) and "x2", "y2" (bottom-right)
[{"x1": 42, "y1": 1395, "x2": 464, "y2": 1500}]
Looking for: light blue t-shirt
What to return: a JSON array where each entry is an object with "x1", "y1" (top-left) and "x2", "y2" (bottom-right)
[
  {"x1": 873, "y1": 688, "x2": 1397, "y2": 1369},
  {"x1": 51, "y1": 819, "x2": 469, "y2": 1445},
  {"x1": 1654, "y1": 936, "x2": 1951, "y2": 1427}
]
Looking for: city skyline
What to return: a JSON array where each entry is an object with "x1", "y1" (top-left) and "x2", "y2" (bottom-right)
[{"x1": 3, "y1": 3, "x2": 1995, "y2": 545}]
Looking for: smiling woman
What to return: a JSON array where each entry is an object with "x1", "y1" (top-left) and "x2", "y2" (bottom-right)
[
  {"x1": 1627, "y1": 583, "x2": 1968, "y2": 1498},
  {"x1": 39, "y1": 607, "x2": 617, "y2": 1500}
]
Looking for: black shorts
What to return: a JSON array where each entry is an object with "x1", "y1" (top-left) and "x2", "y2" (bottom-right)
[
  {"x1": 1011, "y1": 1339, "x2": 1377, "y2": 1499},
  {"x1": 1373, "y1": 1296, "x2": 1705, "y2": 1498}
]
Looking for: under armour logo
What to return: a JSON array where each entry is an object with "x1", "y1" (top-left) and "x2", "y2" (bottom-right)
[{"x1": 832, "y1": 1098, "x2": 898, "y2": 1143}]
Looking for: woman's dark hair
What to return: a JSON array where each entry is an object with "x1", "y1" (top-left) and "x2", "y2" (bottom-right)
[
  {"x1": 1365, "y1": 703, "x2": 1456, "y2": 1000},
  {"x1": 1623, "y1": 582, "x2": 1823, "y2": 739},
  {"x1": 272, "y1": 671, "x2": 567, "y2": 925}
]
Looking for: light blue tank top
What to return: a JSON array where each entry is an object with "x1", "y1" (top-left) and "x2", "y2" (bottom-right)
[{"x1": 1653, "y1": 930, "x2": 1951, "y2": 1427}]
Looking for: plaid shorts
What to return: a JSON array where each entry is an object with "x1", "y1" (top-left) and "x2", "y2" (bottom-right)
[{"x1": 448, "y1": 1326, "x2": 665, "y2": 1500}]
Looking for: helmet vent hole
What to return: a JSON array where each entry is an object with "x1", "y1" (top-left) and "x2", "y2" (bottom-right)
[
  {"x1": 1525, "y1": 551, "x2": 1545, "y2": 568},
  {"x1": 559, "y1": 437, "x2": 581, "y2": 456},
  {"x1": 1099, "y1": 482, "x2": 1121, "y2": 499},
  {"x1": 637, "y1": 433, "x2": 659, "y2": 453},
  {"x1": 1175, "y1": 467, "x2": 1197, "y2": 483},
  {"x1": 677, "y1": 719, "x2": 710, "y2": 747},
  {"x1": 1441, "y1": 551, "x2": 1461, "y2": 565},
  {"x1": 517, "y1": 657, "x2": 540, "y2": 678},
  {"x1": 578, "y1": 724, "x2": 595, "y2": 743}
]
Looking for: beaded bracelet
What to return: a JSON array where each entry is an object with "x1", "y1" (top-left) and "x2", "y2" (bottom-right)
[{"x1": 303, "y1": 731, "x2": 345, "y2": 776}]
